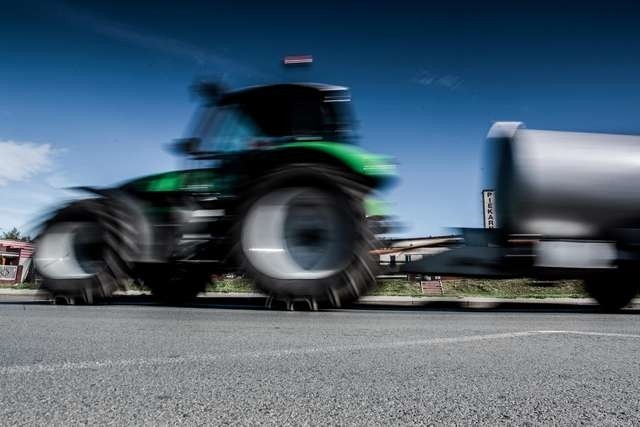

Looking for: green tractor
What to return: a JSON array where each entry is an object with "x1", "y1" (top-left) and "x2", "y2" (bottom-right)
[{"x1": 34, "y1": 82, "x2": 396, "y2": 307}]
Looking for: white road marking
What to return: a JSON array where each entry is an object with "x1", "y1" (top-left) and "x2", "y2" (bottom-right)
[
  {"x1": 536, "y1": 330, "x2": 640, "y2": 339},
  {"x1": 1, "y1": 330, "x2": 639, "y2": 376}
]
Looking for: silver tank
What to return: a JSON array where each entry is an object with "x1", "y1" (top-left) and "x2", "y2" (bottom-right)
[{"x1": 489, "y1": 122, "x2": 640, "y2": 239}]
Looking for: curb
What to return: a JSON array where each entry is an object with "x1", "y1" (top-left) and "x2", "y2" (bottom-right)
[
  {"x1": 353, "y1": 296, "x2": 640, "y2": 310},
  {"x1": 0, "y1": 289, "x2": 50, "y2": 296},
  {"x1": 2, "y1": 288, "x2": 639, "y2": 308}
]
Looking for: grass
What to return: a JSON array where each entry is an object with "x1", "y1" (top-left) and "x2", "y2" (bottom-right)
[
  {"x1": 373, "y1": 278, "x2": 586, "y2": 298},
  {"x1": 441, "y1": 278, "x2": 587, "y2": 298},
  {"x1": 370, "y1": 279, "x2": 425, "y2": 297},
  {"x1": 0, "y1": 282, "x2": 39, "y2": 290},
  {"x1": 206, "y1": 277, "x2": 588, "y2": 299},
  {"x1": 206, "y1": 277, "x2": 254, "y2": 293},
  {"x1": 2, "y1": 277, "x2": 588, "y2": 299}
]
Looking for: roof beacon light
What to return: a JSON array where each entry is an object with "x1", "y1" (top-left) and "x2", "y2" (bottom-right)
[{"x1": 283, "y1": 55, "x2": 313, "y2": 65}]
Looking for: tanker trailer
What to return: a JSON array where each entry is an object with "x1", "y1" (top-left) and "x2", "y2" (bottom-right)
[{"x1": 402, "y1": 122, "x2": 640, "y2": 311}]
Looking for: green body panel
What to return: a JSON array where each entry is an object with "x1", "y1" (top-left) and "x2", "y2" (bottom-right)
[
  {"x1": 126, "y1": 141, "x2": 395, "y2": 193},
  {"x1": 129, "y1": 169, "x2": 219, "y2": 193},
  {"x1": 278, "y1": 141, "x2": 396, "y2": 180},
  {"x1": 364, "y1": 197, "x2": 391, "y2": 218}
]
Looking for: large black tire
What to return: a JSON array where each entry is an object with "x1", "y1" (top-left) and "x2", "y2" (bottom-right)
[
  {"x1": 34, "y1": 199, "x2": 133, "y2": 304},
  {"x1": 236, "y1": 165, "x2": 378, "y2": 308},
  {"x1": 141, "y1": 265, "x2": 210, "y2": 304},
  {"x1": 584, "y1": 274, "x2": 638, "y2": 312}
]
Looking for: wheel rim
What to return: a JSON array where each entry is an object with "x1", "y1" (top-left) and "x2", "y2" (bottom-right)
[
  {"x1": 35, "y1": 222, "x2": 105, "y2": 279},
  {"x1": 241, "y1": 188, "x2": 353, "y2": 280}
]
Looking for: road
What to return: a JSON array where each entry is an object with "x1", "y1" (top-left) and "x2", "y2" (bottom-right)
[{"x1": 1, "y1": 297, "x2": 640, "y2": 425}]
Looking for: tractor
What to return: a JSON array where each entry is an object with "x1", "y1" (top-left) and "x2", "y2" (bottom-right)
[{"x1": 34, "y1": 82, "x2": 396, "y2": 307}]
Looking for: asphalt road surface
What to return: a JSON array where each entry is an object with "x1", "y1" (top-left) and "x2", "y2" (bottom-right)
[{"x1": 1, "y1": 298, "x2": 640, "y2": 425}]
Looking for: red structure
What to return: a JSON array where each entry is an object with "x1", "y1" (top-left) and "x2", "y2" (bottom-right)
[{"x1": 0, "y1": 240, "x2": 34, "y2": 284}]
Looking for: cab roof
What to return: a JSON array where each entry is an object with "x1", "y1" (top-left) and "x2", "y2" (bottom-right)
[
  {"x1": 216, "y1": 82, "x2": 350, "y2": 106},
  {"x1": 206, "y1": 82, "x2": 355, "y2": 142}
]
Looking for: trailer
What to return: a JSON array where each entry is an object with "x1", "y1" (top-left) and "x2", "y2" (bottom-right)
[{"x1": 403, "y1": 122, "x2": 640, "y2": 311}]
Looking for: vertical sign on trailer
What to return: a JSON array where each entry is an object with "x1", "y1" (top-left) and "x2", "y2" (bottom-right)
[{"x1": 483, "y1": 190, "x2": 497, "y2": 228}]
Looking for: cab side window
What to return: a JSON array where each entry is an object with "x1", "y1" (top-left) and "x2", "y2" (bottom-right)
[{"x1": 201, "y1": 107, "x2": 258, "y2": 153}]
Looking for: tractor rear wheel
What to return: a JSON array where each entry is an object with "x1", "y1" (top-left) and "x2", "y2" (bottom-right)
[{"x1": 238, "y1": 165, "x2": 378, "y2": 308}]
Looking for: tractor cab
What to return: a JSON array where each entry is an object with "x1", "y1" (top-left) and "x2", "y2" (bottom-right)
[{"x1": 175, "y1": 83, "x2": 356, "y2": 159}]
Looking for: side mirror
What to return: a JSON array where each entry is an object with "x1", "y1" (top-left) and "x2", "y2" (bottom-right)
[{"x1": 170, "y1": 138, "x2": 200, "y2": 156}]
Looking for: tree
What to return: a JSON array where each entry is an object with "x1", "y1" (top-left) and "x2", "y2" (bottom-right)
[{"x1": 1, "y1": 227, "x2": 32, "y2": 242}]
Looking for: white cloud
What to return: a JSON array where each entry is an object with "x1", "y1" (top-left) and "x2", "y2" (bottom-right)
[
  {"x1": 413, "y1": 70, "x2": 463, "y2": 90},
  {"x1": 0, "y1": 141, "x2": 54, "y2": 186},
  {"x1": 0, "y1": 146, "x2": 75, "y2": 233}
]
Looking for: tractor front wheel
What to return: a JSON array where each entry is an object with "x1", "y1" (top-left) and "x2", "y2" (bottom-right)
[{"x1": 35, "y1": 200, "x2": 129, "y2": 304}]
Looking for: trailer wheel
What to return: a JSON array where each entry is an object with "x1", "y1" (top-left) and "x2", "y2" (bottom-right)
[
  {"x1": 584, "y1": 275, "x2": 638, "y2": 312},
  {"x1": 35, "y1": 200, "x2": 130, "y2": 304},
  {"x1": 238, "y1": 165, "x2": 378, "y2": 308}
]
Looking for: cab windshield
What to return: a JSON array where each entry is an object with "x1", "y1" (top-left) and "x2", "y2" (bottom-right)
[{"x1": 191, "y1": 106, "x2": 258, "y2": 153}]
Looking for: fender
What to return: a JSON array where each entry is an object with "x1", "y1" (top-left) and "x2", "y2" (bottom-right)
[{"x1": 275, "y1": 141, "x2": 397, "y2": 188}]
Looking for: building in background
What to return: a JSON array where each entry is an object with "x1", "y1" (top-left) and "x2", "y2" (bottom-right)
[
  {"x1": 375, "y1": 236, "x2": 461, "y2": 274},
  {"x1": 0, "y1": 240, "x2": 34, "y2": 285}
]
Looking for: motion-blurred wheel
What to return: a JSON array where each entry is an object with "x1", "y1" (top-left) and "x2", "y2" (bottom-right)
[
  {"x1": 584, "y1": 274, "x2": 638, "y2": 312},
  {"x1": 35, "y1": 200, "x2": 130, "y2": 304},
  {"x1": 238, "y1": 166, "x2": 378, "y2": 308}
]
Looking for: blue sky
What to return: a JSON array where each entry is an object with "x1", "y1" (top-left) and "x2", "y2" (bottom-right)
[{"x1": 2, "y1": 0, "x2": 640, "y2": 236}]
